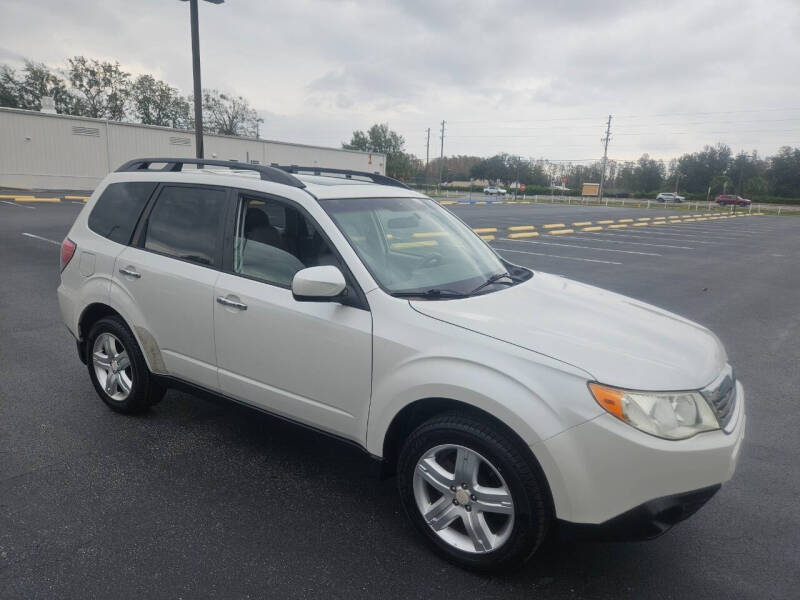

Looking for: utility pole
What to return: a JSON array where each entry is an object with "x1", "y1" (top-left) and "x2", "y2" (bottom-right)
[
  {"x1": 425, "y1": 127, "x2": 430, "y2": 186},
  {"x1": 438, "y1": 120, "x2": 446, "y2": 186},
  {"x1": 674, "y1": 171, "x2": 682, "y2": 194},
  {"x1": 597, "y1": 114, "x2": 612, "y2": 203},
  {"x1": 425, "y1": 128, "x2": 430, "y2": 168}
]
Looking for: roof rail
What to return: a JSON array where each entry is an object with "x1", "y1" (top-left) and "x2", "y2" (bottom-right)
[
  {"x1": 275, "y1": 165, "x2": 409, "y2": 190},
  {"x1": 116, "y1": 157, "x2": 306, "y2": 188}
]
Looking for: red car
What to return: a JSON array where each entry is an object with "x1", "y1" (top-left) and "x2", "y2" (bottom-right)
[{"x1": 716, "y1": 194, "x2": 751, "y2": 206}]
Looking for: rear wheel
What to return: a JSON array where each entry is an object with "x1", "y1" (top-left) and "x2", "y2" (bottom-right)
[
  {"x1": 86, "y1": 316, "x2": 164, "y2": 414},
  {"x1": 398, "y1": 411, "x2": 551, "y2": 572}
]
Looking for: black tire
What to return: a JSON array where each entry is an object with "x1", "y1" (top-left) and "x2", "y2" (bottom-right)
[
  {"x1": 397, "y1": 411, "x2": 551, "y2": 572},
  {"x1": 86, "y1": 316, "x2": 165, "y2": 414}
]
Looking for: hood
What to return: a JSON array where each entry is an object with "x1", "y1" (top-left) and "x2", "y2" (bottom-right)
[{"x1": 410, "y1": 272, "x2": 726, "y2": 391}]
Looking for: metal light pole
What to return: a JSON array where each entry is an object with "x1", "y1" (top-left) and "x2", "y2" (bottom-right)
[{"x1": 180, "y1": 0, "x2": 224, "y2": 159}]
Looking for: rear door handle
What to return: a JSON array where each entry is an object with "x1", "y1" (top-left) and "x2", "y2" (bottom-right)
[
  {"x1": 119, "y1": 266, "x2": 141, "y2": 278},
  {"x1": 216, "y1": 295, "x2": 248, "y2": 310}
]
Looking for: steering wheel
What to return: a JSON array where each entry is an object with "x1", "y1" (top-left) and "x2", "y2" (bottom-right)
[{"x1": 419, "y1": 253, "x2": 443, "y2": 269}]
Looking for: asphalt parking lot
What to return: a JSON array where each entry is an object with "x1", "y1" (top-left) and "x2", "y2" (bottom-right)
[{"x1": 1, "y1": 199, "x2": 798, "y2": 599}]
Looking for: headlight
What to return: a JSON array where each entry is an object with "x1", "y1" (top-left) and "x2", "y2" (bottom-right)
[{"x1": 589, "y1": 383, "x2": 719, "y2": 440}]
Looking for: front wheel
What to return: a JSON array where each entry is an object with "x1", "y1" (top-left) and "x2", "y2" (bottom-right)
[{"x1": 397, "y1": 411, "x2": 551, "y2": 571}]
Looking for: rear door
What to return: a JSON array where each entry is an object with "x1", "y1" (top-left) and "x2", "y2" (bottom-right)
[
  {"x1": 110, "y1": 184, "x2": 230, "y2": 391},
  {"x1": 212, "y1": 191, "x2": 372, "y2": 443}
]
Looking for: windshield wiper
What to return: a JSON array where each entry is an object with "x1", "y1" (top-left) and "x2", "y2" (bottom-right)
[
  {"x1": 468, "y1": 272, "x2": 516, "y2": 295},
  {"x1": 392, "y1": 288, "x2": 468, "y2": 299}
]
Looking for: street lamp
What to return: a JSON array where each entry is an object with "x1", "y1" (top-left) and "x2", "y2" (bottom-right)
[{"x1": 180, "y1": 0, "x2": 224, "y2": 159}]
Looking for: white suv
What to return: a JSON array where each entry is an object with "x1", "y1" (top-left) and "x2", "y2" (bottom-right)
[{"x1": 58, "y1": 158, "x2": 745, "y2": 571}]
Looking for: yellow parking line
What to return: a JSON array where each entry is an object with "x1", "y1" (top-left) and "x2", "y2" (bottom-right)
[
  {"x1": 391, "y1": 240, "x2": 438, "y2": 249},
  {"x1": 16, "y1": 197, "x2": 61, "y2": 203},
  {"x1": 596, "y1": 220, "x2": 614, "y2": 224},
  {"x1": 632, "y1": 222, "x2": 649, "y2": 227},
  {"x1": 636, "y1": 217, "x2": 651, "y2": 221},
  {"x1": 542, "y1": 223, "x2": 566, "y2": 229},
  {"x1": 581, "y1": 226, "x2": 603, "y2": 232},
  {"x1": 507, "y1": 231, "x2": 540, "y2": 239},
  {"x1": 608, "y1": 224, "x2": 628, "y2": 229},
  {"x1": 694, "y1": 217, "x2": 708, "y2": 221},
  {"x1": 617, "y1": 218, "x2": 634, "y2": 223},
  {"x1": 508, "y1": 225, "x2": 536, "y2": 231},
  {"x1": 548, "y1": 229, "x2": 574, "y2": 235},
  {"x1": 572, "y1": 221, "x2": 592, "y2": 226},
  {"x1": 682, "y1": 218, "x2": 696, "y2": 222},
  {"x1": 65, "y1": 195, "x2": 90, "y2": 201},
  {"x1": 472, "y1": 227, "x2": 498, "y2": 234},
  {"x1": 480, "y1": 235, "x2": 495, "y2": 242},
  {"x1": 412, "y1": 231, "x2": 449, "y2": 238}
]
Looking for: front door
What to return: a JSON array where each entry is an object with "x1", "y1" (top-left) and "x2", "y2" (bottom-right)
[{"x1": 212, "y1": 192, "x2": 372, "y2": 443}]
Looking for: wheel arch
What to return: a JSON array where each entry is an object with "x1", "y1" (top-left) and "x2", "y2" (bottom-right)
[
  {"x1": 76, "y1": 302, "x2": 164, "y2": 374},
  {"x1": 380, "y1": 397, "x2": 554, "y2": 513},
  {"x1": 76, "y1": 302, "x2": 125, "y2": 363}
]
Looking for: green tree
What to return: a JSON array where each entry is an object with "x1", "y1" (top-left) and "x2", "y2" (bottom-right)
[
  {"x1": 18, "y1": 60, "x2": 75, "y2": 113},
  {"x1": 67, "y1": 56, "x2": 130, "y2": 120},
  {"x1": 197, "y1": 89, "x2": 262, "y2": 137},
  {"x1": 131, "y1": 74, "x2": 190, "y2": 128},
  {"x1": 343, "y1": 123, "x2": 412, "y2": 179},
  {"x1": 0, "y1": 65, "x2": 20, "y2": 108},
  {"x1": 767, "y1": 146, "x2": 800, "y2": 197}
]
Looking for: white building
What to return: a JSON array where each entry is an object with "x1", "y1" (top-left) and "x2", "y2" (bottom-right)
[{"x1": 0, "y1": 107, "x2": 385, "y2": 190}]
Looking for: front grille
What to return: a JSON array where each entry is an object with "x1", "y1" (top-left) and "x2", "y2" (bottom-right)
[{"x1": 702, "y1": 368, "x2": 737, "y2": 429}]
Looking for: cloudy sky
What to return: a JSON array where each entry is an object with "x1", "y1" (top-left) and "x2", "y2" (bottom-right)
[{"x1": 2, "y1": 0, "x2": 799, "y2": 162}]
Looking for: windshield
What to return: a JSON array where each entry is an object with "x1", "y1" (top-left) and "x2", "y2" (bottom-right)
[{"x1": 319, "y1": 196, "x2": 529, "y2": 297}]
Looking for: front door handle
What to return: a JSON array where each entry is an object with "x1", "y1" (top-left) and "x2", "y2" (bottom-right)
[
  {"x1": 119, "y1": 266, "x2": 141, "y2": 278},
  {"x1": 216, "y1": 295, "x2": 248, "y2": 311}
]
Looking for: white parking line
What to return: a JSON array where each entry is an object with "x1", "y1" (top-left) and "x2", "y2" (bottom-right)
[
  {"x1": 496, "y1": 238, "x2": 661, "y2": 256},
  {"x1": 1, "y1": 200, "x2": 36, "y2": 209},
  {"x1": 21, "y1": 232, "x2": 60, "y2": 245},
  {"x1": 582, "y1": 230, "x2": 719, "y2": 244},
  {"x1": 565, "y1": 235, "x2": 694, "y2": 249},
  {"x1": 493, "y1": 247, "x2": 623, "y2": 265}
]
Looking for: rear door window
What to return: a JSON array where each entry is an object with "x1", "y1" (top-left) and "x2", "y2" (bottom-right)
[
  {"x1": 144, "y1": 186, "x2": 228, "y2": 268},
  {"x1": 88, "y1": 182, "x2": 156, "y2": 244}
]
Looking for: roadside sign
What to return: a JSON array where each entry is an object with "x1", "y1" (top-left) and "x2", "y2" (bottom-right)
[
  {"x1": 582, "y1": 183, "x2": 600, "y2": 196},
  {"x1": 520, "y1": 184, "x2": 526, "y2": 191}
]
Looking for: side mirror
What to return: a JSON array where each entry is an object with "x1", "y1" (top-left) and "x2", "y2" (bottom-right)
[{"x1": 292, "y1": 266, "x2": 347, "y2": 302}]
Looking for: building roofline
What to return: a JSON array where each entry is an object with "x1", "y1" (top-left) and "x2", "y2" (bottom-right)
[{"x1": 0, "y1": 106, "x2": 384, "y2": 159}]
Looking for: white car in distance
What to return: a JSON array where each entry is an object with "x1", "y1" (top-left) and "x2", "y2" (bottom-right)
[
  {"x1": 656, "y1": 192, "x2": 686, "y2": 203},
  {"x1": 483, "y1": 185, "x2": 507, "y2": 196},
  {"x1": 57, "y1": 158, "x2": 745, "y2": 571}
]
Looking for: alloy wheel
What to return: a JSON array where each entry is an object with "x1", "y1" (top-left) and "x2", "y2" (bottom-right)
[
  {"x1": 92, "y1": 332, "x2": 133, "y2": 401},
  {"x1": 412, "y1": 444, "x2": 514, "y2": 554}
]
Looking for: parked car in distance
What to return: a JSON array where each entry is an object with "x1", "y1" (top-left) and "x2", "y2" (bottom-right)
[
  {"x1": 656, "y1": 192, "x2": 685, "y2": 203},
  {"x1": 483, "y1": 185, "x2": 507, "y2": 196},
  {"x1": 58, "y1": 158, "x2": 745, "y2": 572},
  {"x1": 716, "y1": 194, "x2": 752, "y2": 206}
]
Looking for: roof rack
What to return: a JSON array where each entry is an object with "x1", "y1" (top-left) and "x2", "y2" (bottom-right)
[
  {"x1": 275, "y1": 165, "x2": 409, "y2": 190},
  {"x1": 116, "y1": 157, "x2": 306, "y2": 188}
]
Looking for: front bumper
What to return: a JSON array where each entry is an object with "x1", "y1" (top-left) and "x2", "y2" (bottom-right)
[
  {"x1": 558, "y1": 484, "x2": 721, "y2": 541},
  {"x1": 534, "y1": 381, "x2": 745, "y2": 526}
]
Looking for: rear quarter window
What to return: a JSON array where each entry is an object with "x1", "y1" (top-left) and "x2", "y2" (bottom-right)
[{"x1": 88, "y1": 182, "x2": 156, "y2": 244}]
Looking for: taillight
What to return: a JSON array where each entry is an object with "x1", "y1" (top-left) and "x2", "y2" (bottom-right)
[{"x1": 60, "y1": 237, "x2": 76, "y2": 272}]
